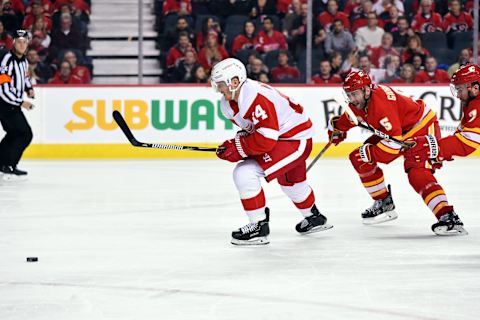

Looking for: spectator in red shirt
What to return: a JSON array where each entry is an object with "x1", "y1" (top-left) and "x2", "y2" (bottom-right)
[
  {"x1": 389, "y1": 63, "x2": 416, "y2": 83},
  {"x1": 23, "y1": 1, "x2": 53, "y2": 32},
  {"x1": 49, "y1": 60, "x2": 83, "y2": 84},
  {"x1": 411, "y1": 0, "x2": 443, "y2": 33},
  {"x1": 166, "y1": 31, "x2": 195, "y2": 70},
  {"x1": 317, "y1": 0, "x2": 350, "y2": 32},
  {"x1": 368, "y1": 32, "x2": 400, "y2": 68},
  {"x1": 254, "y1": 16, "x2": 288, "y2": 53},
  {"x1": 162, "y1": 0, "x2": 191, "y2": 16},
  {"x1": 401, "y1": 35, "x2": 430, "y2": 64},
  {"x1": 26, "y1": 0, "x2": 54, "y2": 17},
  {"x1": 231, "y1": 20, "x2": 256, "y2": 56},
  {"x1": 343, "y1": 0, "x2": 362, "y2": 16},
  {"x1": 414, "y1": 56, "x2": 450, "y2": 83},
  {"x1": 63, "y1": 50, "x2": 91, "y2": 84},
  {"x1": 197, "y1": 32, "x2": 229, "y2": 72},
  {"x1": 270, "y1": 50, "x2": 300, "y2": 82},
  {"x1": 443, "y1": 0, "x2": 473, "y2": 33},
  {"x1": 0, "y1": 21, "x2": 13, "y2": 50},
  {"x1": 195, "y1": 16, "x2": 222, "y2": 51},
  {"x1": 350, "y1": 0, "x2": 375, "y2": 34},
  {"x1": 312, "y1": 59, "x2": 343, "y2": 83}
]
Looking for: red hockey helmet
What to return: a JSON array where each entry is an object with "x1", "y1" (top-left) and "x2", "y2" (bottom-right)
[
  {"x1": 451, "y1": 64, "x2": 480, "y2": 86},
  {"x1": 450, "y1": 64, "x2": 480, "y2": 97},
  {"x1": 343, "y1": 70, "x2": 372, "y2": 92}
]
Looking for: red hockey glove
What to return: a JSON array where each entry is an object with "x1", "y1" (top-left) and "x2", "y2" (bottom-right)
[
  {"x1": 327, "y1": 115, "x2": 347, "y2": 145},
  {"x1": 403, "y1": 135, "x2": 444, "y2": 170},
  {"x1": 216, "y1": 137, "x2": 248, "y2": 163}
]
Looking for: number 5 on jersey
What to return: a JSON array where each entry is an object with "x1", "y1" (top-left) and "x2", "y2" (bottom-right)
[{"x1": 252, "y1": 104, "x2": 268, "y2": 125}]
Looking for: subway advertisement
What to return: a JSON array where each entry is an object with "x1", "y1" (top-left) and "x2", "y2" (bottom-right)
[{"x1": 3, "y1": 84, "x2": 477, "y2": 159}]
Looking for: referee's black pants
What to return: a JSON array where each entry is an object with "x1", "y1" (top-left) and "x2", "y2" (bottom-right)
[{"x1": 0, "y1": 104, "x2": 33, "y2": 167}]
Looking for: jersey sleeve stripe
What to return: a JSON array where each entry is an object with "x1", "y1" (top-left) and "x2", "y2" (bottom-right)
[
  {"x1": 377, "y1": 142, "x2": 401, "y2": 154},
  {"x1": 455, "y1": 132, "x2": 480, "y2": 149},
  {"x1": 402, "y1": 109, "x2": 436, "y2": 140},
  {"x1": 256, "y1": 127, "x2": 279, "y2": 140},
  {"x1": 279, "y1": 119, "x2": 313, "y2": 139}
]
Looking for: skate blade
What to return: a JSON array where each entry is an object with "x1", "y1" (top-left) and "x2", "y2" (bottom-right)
[
  {"x1": 2, "y1": 174, "x2": 27, "y2": 182},
  {"x1": 231, "y1": 236, "x2": 270, "y2": 246},
  {"x1": 363, "y1": 210, "x2": 398, "y2": 225},
  {"x1": 299, "y1": 223, "x2": 333, "y2": 235},
  {"x1": 433, "y1": 225, "x2": 468, "y2": 236}
]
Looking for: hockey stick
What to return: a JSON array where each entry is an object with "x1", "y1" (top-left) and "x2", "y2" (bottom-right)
[
  {"x1": 306, "y1": 141, "x2": 332, "y2": 172},
  {"x1": 333, "y1": 95, "x2": 414, "y2": 149},
  {"x1": 112, "y1": 111, "x2": 218, "y2": 152}
]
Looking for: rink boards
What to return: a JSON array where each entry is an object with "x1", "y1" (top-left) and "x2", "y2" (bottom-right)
[{"x1": 3, "y1": 84, "x2": 478, "y2": 159}]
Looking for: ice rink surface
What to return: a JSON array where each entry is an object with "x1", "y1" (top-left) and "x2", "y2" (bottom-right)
[{"x1": 0, "y1": 158, "x2": 479, "y2": 320}]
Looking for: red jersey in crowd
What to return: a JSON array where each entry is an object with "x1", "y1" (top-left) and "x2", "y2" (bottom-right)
[
  {"x1": 231, "y1": 34, "x2": 255, "y2": 55},
  {"x1": 49, "y1": 73, "x2": 83, "y2": 84},
  {"x1": 442, "y1": 11, "x2": 473, "y2": 33},
  {"x1": 166, "y1": 46, "x2": 194, "y2": 68},
  {"x1": 72, "y1": 65, "x2": 91, "y2": 84},
  {"x1": 271, "y1": 65, "x2": 300, "y2": 82},
  {"x1": 411, "y1": 12, "x2": 443, "y2": 33},
  {"x1": 162, "y1": 0, "x2": 192, "y2": 16},
  {"x1": 311, "y1": 73, "x2": 342, "y2": 84},
  {"x1": 369, "y1": 46, "x2": 400, "y2": 68},
  {"x1": 317, "y1": 11, "x2": 350, "y2": 31},
  {"x1": 254, "y1": 31, "x2": 288, "y2": 53},
  {"x1": 414, "y1": 69, "x2": 450, "y2": 83}
]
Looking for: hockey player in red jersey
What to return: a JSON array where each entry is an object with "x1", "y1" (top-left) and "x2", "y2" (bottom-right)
[
  {"x1": 404, "y1": 64, "x2": 480, "y2": 235},
  {"x1": 211, "y1": 58, "x2": 333, "y2": 245},
  {"x1": 328, "y1": 70, "x2": 466, "y2": 235}
]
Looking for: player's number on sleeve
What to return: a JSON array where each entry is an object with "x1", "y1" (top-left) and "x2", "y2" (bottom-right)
[
  {"x1": 252, "y1": 104, "x2": 268, "y2": 124},
  {"x1": 380, "y1": 117, "x2": 392, "y2": 131},
  {"x1": 468, "y1": 109, "x2": 477, "y2": 122}
]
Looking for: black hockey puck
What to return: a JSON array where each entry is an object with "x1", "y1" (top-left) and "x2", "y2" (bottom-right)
[{"x1": 26, "y1": 257, "x2": 38, "y2": 262}]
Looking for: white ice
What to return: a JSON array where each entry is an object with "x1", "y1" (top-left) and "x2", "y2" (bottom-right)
[{"x1": 0, "y1": 158, "x2": 479, "y2": 320}]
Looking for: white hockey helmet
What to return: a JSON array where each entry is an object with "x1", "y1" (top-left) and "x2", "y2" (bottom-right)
[{"x1": 210, "y1": 58, "x2": 247, "y2": 94}]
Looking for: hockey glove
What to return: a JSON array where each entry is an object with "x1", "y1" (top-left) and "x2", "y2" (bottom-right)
[
  {"x1": 403, "y1": 135, "x2": 443, "y2": 169},
  {"x1": 327, "y1": 115, "x2": 347, "y2": 145},
  {"x1": 216, "y1": 137, "x2": 248, "y2": 163}
]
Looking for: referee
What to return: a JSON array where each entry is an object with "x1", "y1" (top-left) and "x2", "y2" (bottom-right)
[{"x1": 0, "y1": 30, "x2": 34, "y2": 181}]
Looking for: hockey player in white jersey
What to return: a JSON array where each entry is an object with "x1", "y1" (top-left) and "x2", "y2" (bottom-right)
[{"x1": 211, "y1": 58, "x2": 333, "y2": 245}]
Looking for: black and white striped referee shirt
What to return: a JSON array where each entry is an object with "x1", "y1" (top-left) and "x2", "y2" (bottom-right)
[{"x1": 0, "y1": 50, "x2": 32, "y2": 107}]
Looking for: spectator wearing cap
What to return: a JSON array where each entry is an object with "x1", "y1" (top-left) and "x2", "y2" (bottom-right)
[
  {"x1": 63, "y1": 49, "x2": 90, "y2": 84},
  {"x1": 367, "y1": 32, "x2": 400, "y2": 68},
  {"x1": 49, "y1": 60, "x2": 82, "y2": 84},
  {"x1": 443, "y1": 0, "x2": 473, "y2": 34},
  {"x1": 231, "y1": 21, "x2": 256, "y2": 56},
  {"x1": 270, "y1": 50, "x2": 300, "y2": 82},
  {"x1": 22, "y1": 0, "x2": 53, "y2": 33},
  {"x1": 0, "y1": 30, "x2": 34, "y2": 179},
  {"x1": 324, "y1": 19, "x2": 356, "y2": 57},
  {"x1": 317, "y1": 0, "x2": 350, "y2": 32},
  {"x1": 254, "y1": 16, "x2": 288, "y2": 54},
  {"x1": 49, "y1": 12, "x2": 87, "y2": 59},
  {"x1": 355, "y1": 12, "x2": 384, "y2": 52},
  {"x1": 390, "y1": 63, "x2": 416, "y2": 83},
  {"x1": 0, "y1": 20, "x2": 13, "y2": 50},
  {"x1": 411, "y1": 0, "x2": 443, "y2": 33},
  {"x1": 312, "y1": 59, "x2": 342, "y2": 83},
  {"x1": 1, "y1": 0, "x2": 22, "y2": 33},
  {"x1": 26, "y1": 49, "x2": 52, "y2": 84},
  {"x1": 414, "y1": 56, "x2": 450, "y2": 83},
  {"x1": 197, "y1": 32, "x2": 229, "y2": 72}
]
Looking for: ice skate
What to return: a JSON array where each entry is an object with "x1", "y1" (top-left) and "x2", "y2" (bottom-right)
[
  {"x1": 231, "y1": 208, "x2": 270, "y2": 245},
  {"x1": 296, "y1": 204, "x2": 333, "y2": 235},
  {"x1": 1, "y1": 166, "x2": 27, "y2": 181},
  {"x1": 362, "y1": 185, "x2": 397, "y2": 225},
  {"x1": 432, "y1": 210, "x2": 468, "y2": 236}
]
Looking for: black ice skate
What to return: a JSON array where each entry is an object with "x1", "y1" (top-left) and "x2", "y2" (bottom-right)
[
  {"x1": 362, "y1": 185, "x2": 397, "y2": 225},
  {"x1": 296, "y1": 204, "x2": 333, "y2": 235},
  {"x1": 432, "y1": 210, "x2": 468, "y2": 236},
  {"x1": 1, "y1": 165, "x2": 27, "y2": 181},
  {"x1": 231, "y1": 208, "x2": 270, "y2": 245}
]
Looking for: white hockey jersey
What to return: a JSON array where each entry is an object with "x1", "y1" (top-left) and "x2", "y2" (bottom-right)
[{"x1": 219, "y1": 79, "x2": 314, "y2": 154}]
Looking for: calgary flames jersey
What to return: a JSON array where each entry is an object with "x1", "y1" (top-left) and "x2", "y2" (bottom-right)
[
  {"x1": 439, "y1": 95, "x2": 480, "y2": 160},
  {"x1": 219, "y1": 79, "x2": 314, "y2": 155},
  {"x1": 335, "y1": 85, "x2": 437, "y2": 161}
]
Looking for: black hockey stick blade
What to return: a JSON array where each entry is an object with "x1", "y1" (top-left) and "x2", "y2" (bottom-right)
[{"x1": 113, "y1": 111, "x2": 218, "y2": 152}]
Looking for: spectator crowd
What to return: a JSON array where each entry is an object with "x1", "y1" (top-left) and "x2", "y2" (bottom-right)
[
  {"x1": 0, "y1": 0, "x2": 91, "y2": 84},
  {"x1": 156, "y1": 0, "x2": 478, "y2": 84}
]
